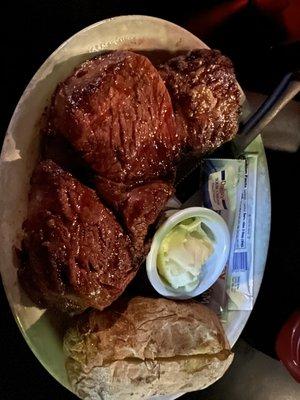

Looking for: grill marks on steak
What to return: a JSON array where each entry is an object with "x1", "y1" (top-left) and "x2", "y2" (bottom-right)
[
  {"x1": 20, "y1": 49, "x2": 241, "y2": 312},
  {"x1": 19, "y1": 161, "x2": 136, "y2": 313},
  {"x1": 20, "y1": 161, "x2": 172, "y2": 312},
  {"x1": 159, "y1": 49, "x2": 241, "y2": 155},
  {"x1": 49, "y1": 51, "x2": 180, "y2": 186},
  {"x1": 122, "y1": 181, "x2": 174, "y2": 257},
  {"x1": 21, "y1": 51, "x2": 180, "y2": 312}
]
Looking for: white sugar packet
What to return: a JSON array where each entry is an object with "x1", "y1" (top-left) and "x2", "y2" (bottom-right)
[
  {"x1": 202, "y1": 155, "x2": 258, "y2": 313},
  {"x1": 227, "y1": 154, "x2": 258, "y2": 311}
]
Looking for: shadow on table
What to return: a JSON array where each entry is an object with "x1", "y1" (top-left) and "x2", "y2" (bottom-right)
[{"x1": 181, "y1": 339, "x2": 300, "y2": 400}]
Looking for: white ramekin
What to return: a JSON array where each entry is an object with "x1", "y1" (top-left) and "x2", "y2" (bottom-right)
[{"x1": 146, "y1": 207, "x2": 230, "y2": 299}]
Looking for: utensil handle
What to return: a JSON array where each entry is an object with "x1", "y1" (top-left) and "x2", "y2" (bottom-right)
[{"x1": 234, "y1": 72, "x2": 300, "y2": 154}]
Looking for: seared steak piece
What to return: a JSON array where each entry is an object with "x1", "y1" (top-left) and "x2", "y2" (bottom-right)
[
  {"x1": 48, "y1": 50, "x2": 180, "y2": 189},
  {"x1": 159, "y1": 49, "x2": 241, "y2": 155},
  {"x1": 19, "y1": 161, "x2": 172, "y2": 312},
  {"x1": 122, "y1": 181, "x2": 174, "y2": 256},
  {"x1": 19, "y1": 161, "x2": 136, "y2": 313}
]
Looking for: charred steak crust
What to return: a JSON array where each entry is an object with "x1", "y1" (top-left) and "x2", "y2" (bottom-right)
[
  {"x1": 20, "y1": 49, "x2": 241, "y2": 313},
  {"x1": 49, "y1": 51, "x2": 181, "y2": 185},
  {"x1": 159, "y1": 49, "x2": 241, "y2": 155},
  {"x1": 19, "y1": 160, "x2": 136, "y2": 313}
]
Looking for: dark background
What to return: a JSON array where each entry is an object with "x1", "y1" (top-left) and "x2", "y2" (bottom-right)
[{"x1": 1, "y1": 1, "x2": 299, "y2": 399}]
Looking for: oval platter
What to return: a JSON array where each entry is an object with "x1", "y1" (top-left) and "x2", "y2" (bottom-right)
[{"x1": 0, "y1": 15, "x2": 271, "y2": 399}]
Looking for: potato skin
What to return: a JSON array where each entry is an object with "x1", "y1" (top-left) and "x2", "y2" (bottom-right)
[{"x1": 64, "y1": 297, "x2": 233, "y2": 399}]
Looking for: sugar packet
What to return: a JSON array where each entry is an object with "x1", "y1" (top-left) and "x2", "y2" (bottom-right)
[
  {"x1": 227, "y1": 154, "x2": 258, "y2": 311},
  {"x1": 202, "y1": 155, "x2": 258, "y2": 313}
]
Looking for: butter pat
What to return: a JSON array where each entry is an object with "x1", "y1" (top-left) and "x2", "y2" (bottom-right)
[{"x1": 157, "y1": 218, "x2": 213, "y2": 292}]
